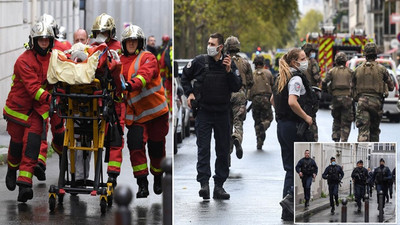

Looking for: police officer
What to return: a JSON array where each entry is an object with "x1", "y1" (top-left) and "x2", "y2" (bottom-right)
[
  {"x1": 367, "y1": 167, "x2": 374, "y2": 197},
  {"x1": 249, "y1": 55, "x2": 274, "y2": 150},
  {"x1": 271, "y1": 48, "x2": 315, "y2": 221},
  {"x1": 322, "y1": 157, "x2": 344, "y2": 215},
  {"x1": 372, "y1": 158, "x2": 392, "y2": 209},
  {"x1": 353, "y1": 43, "x2": 394, "y2": 142},
  {"x1": 224, "y1": 36, "x2": 253, "y2": 160},
  {"x1": 301, "y1": 43, "x2": 320, "y2": 141},
  {"x1": 295, "y1": 150, "x2": 318, "y2": 208},
  {"x1": 322, "y1": 52, "x2": 354, "y2": 142},
  {"x1": 351, "y1": 160, "x2": 368, "y2": 213},
  {"x1": 181, "y1": 33, "x2": 242, "y2": 200}
]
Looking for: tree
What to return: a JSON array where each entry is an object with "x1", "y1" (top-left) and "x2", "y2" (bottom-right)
[{"x1": 296, "y1": 9, "x2": 323, "y2": 42}]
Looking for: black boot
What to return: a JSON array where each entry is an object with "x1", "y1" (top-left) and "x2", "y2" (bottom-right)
[
  {"x1": 153, "y1": 175, "x2": 163, "y2": 195},
  {"x1": 17, "y1": 184, "x2": 33, "y2": 203},
  {"x1": 107, "y1": 173, "x2": 118, "y2": 189},
  {"x1": 34, "y1": 161, "x2": 46, "y2": 181},
  {"x1": 280, "y1": 194, "x2": 294, "y2": 216},
  {"x1": 6, "y1": 168, "x2": 17, "y2": 191},
  {"x1": 213, "y1": 185, "x2": 230, "y2": 200},
  {"x1": 233, "y1": 138, "x2": 243, "y2": 159},
  {"x1": 331, "y1": 206, "x2": 335, "y2": 215},
  {"x1": 305, "y1": 199, "x2": 309, "y2": 208},
  {"x1": 198, "y1": 182, "x2": 210, "y2": 200},
  {"x1": 136, "y1": 177, "x2": 149, "y2": 198}
]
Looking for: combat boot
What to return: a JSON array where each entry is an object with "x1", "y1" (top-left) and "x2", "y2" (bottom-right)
[
  {"x1": 153, "y1": 175, "x2": 163, "y2": 195},
  {"x1": 233, "y1": 138, "x2": 243, "y2": 159},
  {"x1": 199, "y1": 182, "x2": 210, "y2": 200},
  {"x1": 107, "y1": 173, "x2": 118, "y2": 189},
  {"x1": 213, "y1": 185, "x2": 230, "y2": 200},
  {"x1": 305, "y1": 199, "x2": 309, "y2": 208},
  {"x1": 257, "y1": 143, "x2": 262, "y2": 150},
  {"x1": 136, "y1": 177, "x2": 149, "y2": 198},
  {"x1": 17, "y1": 184, "x2": 33, "y2": 203},
  {"x1": 331, "y1": 206, "x2": 335, "y2": 215},
  {"x1": 34, "y1": 161, "x2": 46, "y2": 181},
  {"x1": 279, "y1": 194, "x2": 294, "y2": 216},
  {"x1": 6, "y1": 168, "x2": 17, "y2": 191}
]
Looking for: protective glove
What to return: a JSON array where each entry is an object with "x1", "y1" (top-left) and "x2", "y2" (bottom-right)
[{"x1": 39, "y1": 91, "x2": 51, "y2": 105}]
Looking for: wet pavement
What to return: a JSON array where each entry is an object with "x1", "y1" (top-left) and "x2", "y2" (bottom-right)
[{"x1": 0, "y1": 118, "x2": 172, "y2": 225}]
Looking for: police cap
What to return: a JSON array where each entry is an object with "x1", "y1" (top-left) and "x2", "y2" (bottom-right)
[{"x1": 380, "y1": 158, "x2": 385, "y2": 163}]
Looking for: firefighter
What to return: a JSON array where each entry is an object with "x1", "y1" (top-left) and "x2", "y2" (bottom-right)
[
  {"x1": 90, "y1": 13, "x2": 125, "y2": 188},
  {"x1": 120, "y1": 24, "x2": 169, "y2": 198},
  {"x1": 322, "y1": 157, "x2": 344, "y2": 215},
  {"x1": 301, "y1": 43, "x2": 320, "y2": 142},
  {"x1": 224, "y1": 36, "x2": 253, "y2": 160},
  {"x1": 322, "y1": 52, "x2": 354, "y2": 142},
  {"x1": 159, "y1": 39, "x2": 173, "y2": 112},
  {"x1": 249, "y1": 55, "x2": 273, "y2": 150},
  {"x1": 40, "y1": 14, "x2": 71, "y2": 52},
  {"x1": 353, "y1": 43, "x2": 394, "y2": 142},
  {"x1": 3, "y1": 21, "x2": 54, "y2": 202},
  {"x1": 351, "y1": 160, "x2": 368, "y2": 213},
  {"x1": 295, "y1": 150, "x2": 318, "y2": 209},
  {"x1": 372, "y1": 158, "x2": 392, "y2": 209}
]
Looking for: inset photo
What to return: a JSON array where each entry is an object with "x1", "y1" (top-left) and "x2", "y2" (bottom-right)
[{"x1": 294, "y1": 143, "x2": 396, "y2": 224}]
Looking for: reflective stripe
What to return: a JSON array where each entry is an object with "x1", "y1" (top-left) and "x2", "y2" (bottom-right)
[
  {"x1": 130, "y1": 51, "x2": 145, "y2": 78},
  {"x1": 127, "y1": 83, "x2": 162, "y2": 105},
  {"x1": 133, "y1": 101, "x2": 168, "y2": 121},
  {"x1": 35, "y1": 88, "x2": 45, "y2": 101},
  {"x1": 41, "y1": 111, "x2": 49, "y2": 120},
  {"x1": 38, "y1": 154, "x2": 47, "y2": 163},
  {"x1": 133, "y1": 163, "x2": 148, "y2": 172},
  {"x1": 8, "y1": 161, "x2": 19, "y2": 168},
  {"x1": 125, "y1": 114, "x2": 133, "y2": 121},
  {"x1": 4, "y1": 105, "x2": 29, "y2": 121},
  {"x1": 150, "y1": 164, "x2": 162, "y2": 173},
  {"x1": 19, "y1": 170, "x2": 33, "y2": 179},
  {"x1": 108, "y1": 161, "x2": 121, "y2": 168},
  {"x1": 136, "y1": 74, "x2": 147, "y2": 88}
]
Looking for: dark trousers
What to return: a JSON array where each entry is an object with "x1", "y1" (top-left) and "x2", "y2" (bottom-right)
[
  {"x1": 354, "y1": 183, "x2": 365, "y2": 209},
  {"x1": 195, "y1": 110, "x2": 230, "y2": 186},
  {"x1": 302, "y1": 176, "x2": 313, "y2": 201},
  {"x1": 329, "y1": 183, "x2": 339, "y2": 207},
  {"x1": 376, "y1": 184, "x2": 388, "y2": 208},
  {"x1": 277, "y1": 120, "x2": 298, "y2": 198}
]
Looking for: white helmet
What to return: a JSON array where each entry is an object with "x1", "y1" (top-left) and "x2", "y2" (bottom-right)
[
  {"x1": 121, "y1": 25, "x2": 146, "y2": 55},
  {"x1": 39, "y1": 13, "x2": 59, "y2": 38},
  {"x1": 29, "y1": 21, "x2": 55, "y2": 55},
  {"x1": 58, "y1": 26, "x2": 67, "y2": 41}
]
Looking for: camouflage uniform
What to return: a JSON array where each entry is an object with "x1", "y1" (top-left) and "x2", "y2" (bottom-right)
[
  {"x1": 322, "y1": 52, "x2": 354, "y2": 142},
  {"x1": 302, "y1": 43, "x2": 321, "y2": 141},
  {"x1": 249, "y1": 67, "x2": 274, "y2": 149},
  {"x1": 353, "y1": 43, "x2": 394, "y2": 142}
]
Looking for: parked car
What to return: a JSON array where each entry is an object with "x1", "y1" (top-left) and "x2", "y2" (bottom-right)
[{"x1": 347, "y1": 57, "x2": 400, "y2": 122}]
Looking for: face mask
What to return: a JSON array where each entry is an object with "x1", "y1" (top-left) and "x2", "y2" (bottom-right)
[
  {"x1": 380, "y1": 164, "x2": 384, "y2": 168},
  {"x1": 207, "y1": 45, "x2": 219, "y2": 57},
  {"x1": 331, "y1": 162, "x2": 336, "y2": 166},
  {"x1": 296, "y1": 60, "x2": 308, "y2": 72},
  {"x1": 310, "y1": 52, "x2": 316, "y2": 58},
  {"x1": 93, "y1": 33, "x2": 107, "y2": 44}
]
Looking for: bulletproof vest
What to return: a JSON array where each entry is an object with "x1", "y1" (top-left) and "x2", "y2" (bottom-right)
[
  {"x1": 198, "y1": 55, "x2": 231, "y2": 107},
  {"x1": 305, "y1": 58, "x2": 319, "y2": 86},
  {"x1": 330, "y1": 66, "x2": 352, "y2": 96},
  {"x1": 375, "y1": 166, "x2": 388, "y2": 184},
  {"x1": 233, "y1": 56, "x2": 247, "y2": 88},
  {"x1": 328, "y1": 165, "x2": 340, "y2": 182},
  {"x1": 251, "y1": 68, "x2": 272, "y2": 96},
  {"x1": 355, "y1": 167, "x2": 366, "y2": 183},
  {"x1": 355, "y1": 61, "x2": 385, "y2": 96},
  {"x1": 301, "y1": 158, "x2": 315, "y2": 175}
]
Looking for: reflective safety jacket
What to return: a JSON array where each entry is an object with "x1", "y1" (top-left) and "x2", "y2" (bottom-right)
[
  {"x1": 3, "y1": 49, "x2": 51, "y2": 126},
  {"x1": 121, "y1": 51, "x2": 168, "y2": 124}
]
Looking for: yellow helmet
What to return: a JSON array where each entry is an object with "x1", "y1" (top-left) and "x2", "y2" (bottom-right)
[
  {"x1": 121, "y1": 25, "x2": 146, "y2": 55},
  {"x1": 91, "y1": 13, "x2": 116, "y2": 39}
]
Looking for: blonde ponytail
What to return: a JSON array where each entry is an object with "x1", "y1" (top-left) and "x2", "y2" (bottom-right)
[{"x1": 277, "y1": 48, "x2": 303, "y2": 93}]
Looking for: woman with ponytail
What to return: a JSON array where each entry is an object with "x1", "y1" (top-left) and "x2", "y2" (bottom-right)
[{"x1": 271, "y1": 48, "x2": 314, "y2": 221}]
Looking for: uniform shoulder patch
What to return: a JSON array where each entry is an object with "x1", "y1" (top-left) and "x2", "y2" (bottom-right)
[
  {"x1": 294, "y1": 82, "x2": 301, "y2": 92},
  {"x1": 186, "y1": 61, "x2": 192, "y2": 68},
  {"x1": 235, "y1": 69, "x2": 240, "y2": 76}
]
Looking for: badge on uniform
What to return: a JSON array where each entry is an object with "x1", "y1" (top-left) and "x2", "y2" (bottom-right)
[
  {"x1": 235, "y1": 69, "x2": 240, "y2": 76},
  {"x1": 295, "y1": 82, "x2": 301, "y2": 91},
  {"x1": 186, "y1": 61, "x2": 192, "y2": 68}
]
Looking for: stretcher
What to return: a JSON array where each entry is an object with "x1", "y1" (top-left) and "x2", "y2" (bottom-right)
[{"x1": 47, "y1": 46, "x2": 118, "y2": 214}]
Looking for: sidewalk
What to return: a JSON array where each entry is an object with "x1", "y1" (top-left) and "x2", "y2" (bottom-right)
[{"x1": 295, "y1": 196, "x2": 333, "y2": 220}]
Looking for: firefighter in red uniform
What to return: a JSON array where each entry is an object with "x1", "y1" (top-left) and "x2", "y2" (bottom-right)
[
  {"x1": 91, "y1": 13, "x2": 125, "y2": 187},
  {"x1": 3, "y1": 21, "x2": 54, "y2": 202},
  {"x1": 120, "y1": 25, "x2": 169, "y2": 198},
  {"x1": 159, "y1": 39, "x2": 173, "y2": 112},
  {"x1": 34, "y1": 14, "x2": 67, "y2": 181}
]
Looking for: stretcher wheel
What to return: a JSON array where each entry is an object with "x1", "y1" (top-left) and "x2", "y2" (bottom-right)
[
  {"x1": 49, "y1": 195, "x2": 56, "y2": 212},
  {"x1": 107, "y1": 194, "x2": 113, "y2": 207},
  {"x1": 100, "y1": 198, "x2": 107, "y2": 214}
]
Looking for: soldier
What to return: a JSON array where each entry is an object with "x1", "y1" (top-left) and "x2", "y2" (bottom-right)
[
  {"x1": 224, "y1": 36, "x2": 253, "y2": 159},
  {"x1": 322, "y1": 157, "x2": 344, "y2": 215},
  {"x1": 301, "y1": 43, "x2": 320, "y2": 141},
  {"x1": 351, "y1": 160, "x2": 368, "y2": 213},
  {"x1": 295, "y1": 150, "x2": 318, "y2": 208},
  {"x1": 353, "y1": 43, "x2": 394, "y2": 142},
  {"x1": 322, "y1": 52, "x2": 354, "y2": 142},
  {"x1": 249, "y1": 56, "x2": 274, "y2": 150},
  {"x1": 372, "y1": 158, "x2": 392, "y2": 209}
]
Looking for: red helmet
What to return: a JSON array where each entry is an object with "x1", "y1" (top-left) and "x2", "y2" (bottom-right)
[{"x1": 162, "y1": 34, "x2": 170, "y2": 42}]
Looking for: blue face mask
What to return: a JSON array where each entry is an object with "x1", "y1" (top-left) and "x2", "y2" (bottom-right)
[
  {"x1": 310, "y1": 52, "x2": 316, "y2": 58},
  {"x1": 332, "y1": 161, "x2": 336, "y2": 166}
]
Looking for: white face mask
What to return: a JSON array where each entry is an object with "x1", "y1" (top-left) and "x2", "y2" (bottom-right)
[
  {"x1": 296, "y1": 60, "x2": 308, "y2": 72},
  {"x1": 207, "y1": 45, "x2": 219, "y2": 57}
]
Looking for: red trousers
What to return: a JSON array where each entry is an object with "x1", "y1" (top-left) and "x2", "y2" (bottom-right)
[
  {"x1": 38, "y1": 113, "x2": 64, "y2": 166},
  {"x1": 7, "y1": 112, "x2": 45, "y2": 186},
  {"x1": 127, "y1": 113, "x2": 169, "y2": 177},
  {"x1": 106, "y1": 102, "x2": 125, "y2": 175}
]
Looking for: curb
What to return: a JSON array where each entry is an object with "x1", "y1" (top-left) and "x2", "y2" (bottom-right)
[{"x1": 295, "y1": 201, "x2": 331, "y2": 220}]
